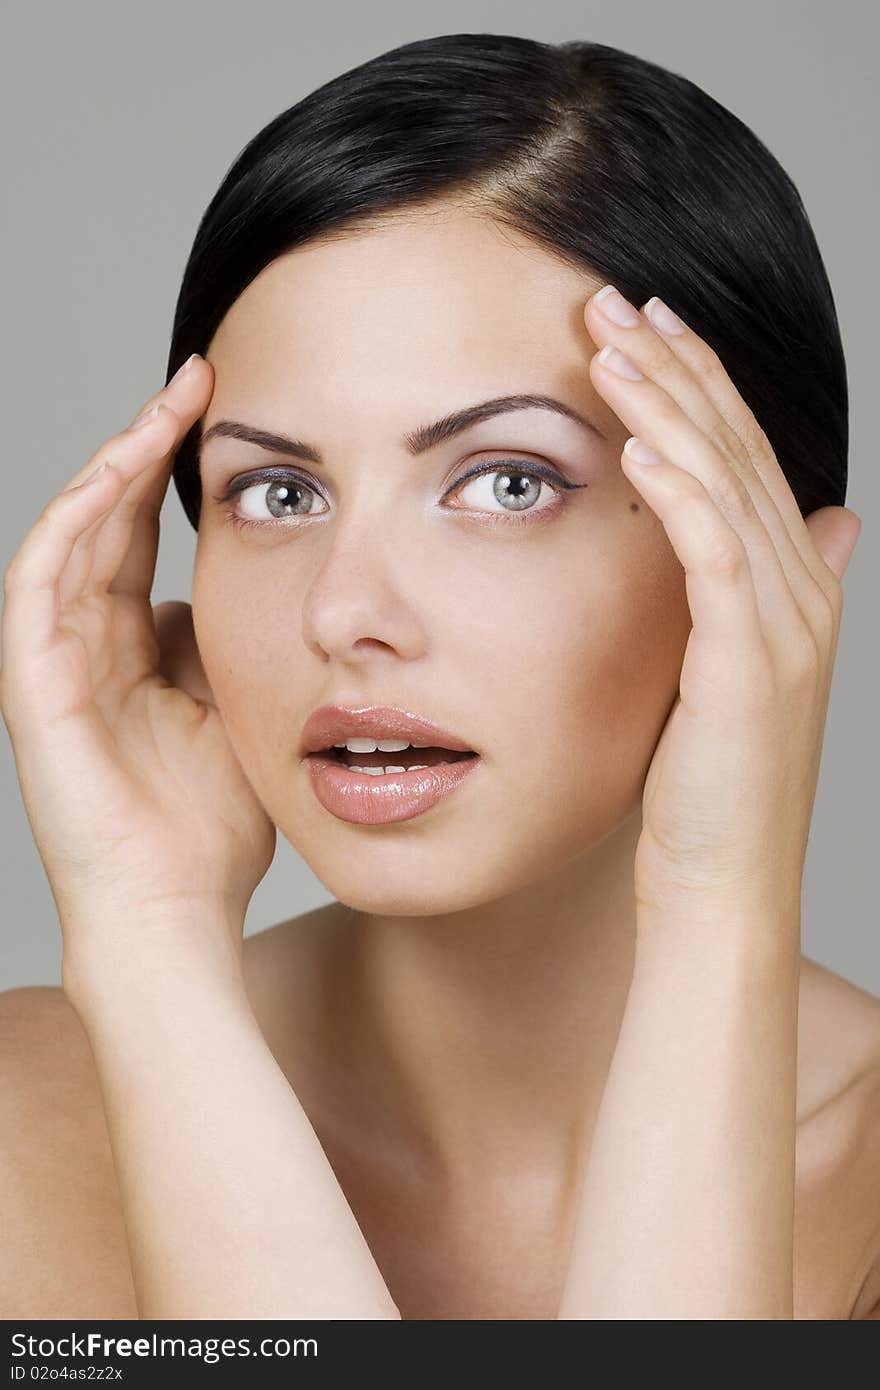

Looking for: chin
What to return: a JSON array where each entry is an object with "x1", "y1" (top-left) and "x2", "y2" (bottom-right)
[
  {"x1": 281, "y1": 788, "x2": 616, "y2": 916},
  {"x1": 290, "y1": 835, "x2": 539, "y2": 918},
  {"x1": 306, "y1": 866, "x2": 508, "y2": 918}
]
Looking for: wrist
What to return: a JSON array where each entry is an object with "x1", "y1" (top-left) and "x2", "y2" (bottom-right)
[
  {"x1": 634, "y1": 893, "x2": 802, "y2": 977},
  {"x1": 61, "y1": 897, "x2": 247, "y2": 1020}
]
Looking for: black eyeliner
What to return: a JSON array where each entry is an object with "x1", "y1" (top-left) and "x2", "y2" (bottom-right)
[
  {"x1": 213, "y1": 459, "x2": 588, "y2": 505},
  {"x1": 444, "y1": 460, "x2": 587, "y2": 495},
  {"x1": 212, "y1": 465, "x2": 323, "y2": 504}
]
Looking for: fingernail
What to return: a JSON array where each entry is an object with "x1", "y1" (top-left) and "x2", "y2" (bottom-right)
[
  {"x1": 624, "y1": 437, "x2": 662, "y2": 466},
  {"x1": 130, "y1": 404, "x2": 160, "y2": 430},
  {"x1": 594, "y1": 285, "x2": 642, "y2": 327},
  {"x1": 171, "y1": 353, "x2": 200, "y2": 384},
  {"x1": 644, "y1": 297, "x2": 686, "y2": 335},
  {"x1": 598, "y1": 344, "x2": 644, "y2": 380},
  {"x1": 73, "y1": 460, "x2": 110, "y2": 489}
]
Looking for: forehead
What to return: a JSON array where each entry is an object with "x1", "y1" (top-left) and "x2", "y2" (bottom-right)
[{"x1": 206, "y1": 208, "x2": 603, "y2": 399}]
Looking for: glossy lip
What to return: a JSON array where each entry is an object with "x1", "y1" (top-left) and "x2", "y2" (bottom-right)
[
  {"x1": 303, "y1": 750, "x2": 482, "y2": 825},
  {"x1": 299, "y1": 704, "x2": 477, "y2": 757}
]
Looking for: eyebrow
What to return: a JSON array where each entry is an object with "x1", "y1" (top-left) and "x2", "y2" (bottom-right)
[{"x1": 197, "y1": 393, "x2": 605, "y2": 469}]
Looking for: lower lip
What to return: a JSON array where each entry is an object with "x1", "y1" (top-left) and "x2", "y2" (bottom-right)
[{"x1": 302, "y1": 752, "x2": 482, "y2": 825}]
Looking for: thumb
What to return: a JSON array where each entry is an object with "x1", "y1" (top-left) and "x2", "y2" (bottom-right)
[{"x1": 804, "y1": 507, "x2": 862, "y2": 581}]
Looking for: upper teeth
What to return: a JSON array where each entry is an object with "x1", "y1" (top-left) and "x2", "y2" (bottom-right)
[{"x1": 332, "y1": 738, "x2": 431, "y2": 752}]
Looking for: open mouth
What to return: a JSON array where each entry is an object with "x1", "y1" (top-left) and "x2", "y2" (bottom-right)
[
  {"x1": 304, "y1": 737, "x2": 482, "y2": 824},
  {"x1": 320, "y1": 745, "x2": 475, "y2": 771}
]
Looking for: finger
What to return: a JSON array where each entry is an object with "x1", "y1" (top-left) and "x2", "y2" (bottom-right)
[
  {"x1": 58, "y1": 353, "x2": 199, "y2": 496},
  {"x1": 3, "y1": 358, "x2": 210, "y2": 702},
  {"x1": 641, "y1": 294, "x2": 841, "y2": 605},
  {"x1": 104, "y1": 357, "x2": 213, "y2": 599},
  {"x1": 57, "y1": 356, "x2": 201, "y2": 602},
  {"x1": 589, "y1": 343, "x2": 813, "y2": 656},
  {"x1": 57, "y1": 403, "x2": 175, "y2": 605},
  {"x1": 615, "y1": 438, "x2": 774, "y2": 709},
  {"x1": 2, "y1": 460, "x2": 125, "y2": 679},
  {"x1": 61, "y1": 357, "x2": 213, "y2": 603},
  {"x1": 584, "y1": 287, "x2": 834, "y2": 630}
]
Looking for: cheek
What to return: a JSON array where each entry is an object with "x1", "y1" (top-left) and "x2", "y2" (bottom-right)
[
  {"x1": 190, "y1": 516, "x2": 691, "y2": 891},
  {"x1": 482, "y1": 533, "x2": 691, "y2": 851},
  {"x1": 190, "y1": 561, "x2": 288, "y2": 779}
]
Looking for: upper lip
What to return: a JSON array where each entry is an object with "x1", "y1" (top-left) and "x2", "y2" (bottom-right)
[{"x1": 300, "y1": 705, "x2": 477, "y2": 757}]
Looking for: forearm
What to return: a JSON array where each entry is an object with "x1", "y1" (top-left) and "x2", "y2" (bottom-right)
[
  {"x1": 64, "y1": 909, "x2": 400, "y2": 1321},
  {"x1": 558, "y1": 907, "x2": 800, "y2": 1319}
]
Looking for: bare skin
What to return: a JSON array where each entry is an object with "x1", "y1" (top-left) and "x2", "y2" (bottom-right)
[
  {"x1": 245, "y1": 908, "x2": 880, "y2": 1321},
  {"x1": 3, "y1": 909, "x2": 879, "y2": 1320},
  {"x1": 2, "y1": 204, "x2": 877, "y2": 1318}
]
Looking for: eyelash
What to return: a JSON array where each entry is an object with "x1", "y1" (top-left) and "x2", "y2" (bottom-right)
[{"x1": 213, "y1": 460, "x2": 584, "y2": 534}]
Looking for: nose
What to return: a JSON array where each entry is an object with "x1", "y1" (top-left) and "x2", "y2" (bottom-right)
[{"x1": 300, "y1": 509, "x2": 428, "y2": 665}]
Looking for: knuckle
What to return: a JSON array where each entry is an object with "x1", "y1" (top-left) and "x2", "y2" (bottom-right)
[
  {"x1": 738, "y1": 410, "x2": 774, "y2": 464},
  {"x1": 711, "y1": 464, "x2": 756, "y2": 526},
  {"x1": 44, "y1": 490, "x2": 67, "y2": 521},
  {"x1": 34, "y1": 490, "x2": 69, "y2": 531},
  {"x1": 826, "y1": 576, "x2": 844, "y2": 623},
  {"x1": 695, "y1": 337, "x2": 727, "y2": 384},
  {"x1": 805, "y1": 584, "x2": 840, "y2": 654},
  {"x1": 641, "y1": 338, "x2": 669, "y2": 379},
  {"x1": 673, "y1": 467, "x2": 707, "y2": 505},
  {"x1": 711, "y1": 536, "x2": 749, "y2": 581},
  {"x1": 676, "y1": 478, "x2": 750, "y2": 580},
  {"x1": 813, "y1": 578, "x2": 839, "y2": 627},
  {"x1": 817, "y1": 559, "x2": 845, "y2": 608},
  {"x1": 794, "y1": 562, "x2": 840, "y2": 636},
  {"x1": 786, "y1": 623, "x2": 821, "y2": 681},
  {"x1": 707, "y1": 414, "x2": 748, "y2": 466},
  {"x1": 696, "y1": 342, "x2": 744, "y2": 411}
]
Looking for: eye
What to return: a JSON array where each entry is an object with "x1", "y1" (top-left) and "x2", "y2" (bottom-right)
[
  {"x1": 444, "y1": 460, "x2": 575, "y2": 519},
  {"x1": 214, "y1": 458, "x2": 584, "y2": 533},
  {"x1": 215, "y1": 470, "x2": 329, "y2": 532}
]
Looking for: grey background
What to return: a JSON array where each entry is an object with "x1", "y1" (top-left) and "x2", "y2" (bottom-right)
[{"x1": 1, "y1": 0, "x2": 876, "y2": 994}]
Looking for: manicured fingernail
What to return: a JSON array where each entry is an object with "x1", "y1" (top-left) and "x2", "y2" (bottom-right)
[
  {"x1": 130, "y1": 404, "x2": 160, "y2": 430},
  {"x1": 598, "y1": 344, "x2": 644, "y2": 380},
  {"x1": 72, "y1": 460, "x2": 110, "y2": 489},
  {"x1": 594, "y1": 284, "x2": 642, "y2": 327},
  {"x1": 624, "y1": 437, "x2": 662, "y2": 466},
  {"x1": 644, "y1": 297, "x2": 686, "y2": 335},
  {"x1": 171, "y1": 353, "x2": 200, "y2": 384}
]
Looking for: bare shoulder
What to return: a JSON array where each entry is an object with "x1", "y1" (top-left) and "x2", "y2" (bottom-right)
[
  {"x1": 0, "y1": 906, "x2": 347, "y2": 1321},
  {"x1": 795, "y1": 955, "x2": 880, "y2": 1319},
  {"x1": 0, "y1": 985, "x2": 138, "y2": 1319}
]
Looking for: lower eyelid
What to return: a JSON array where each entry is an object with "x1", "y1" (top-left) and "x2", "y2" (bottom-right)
[
  {"x1": 446, "y1": 464, "x2": 569, "y2": 512},
  {"x1": 220, "y1": 463, "x2": 575, "y2": 525}
]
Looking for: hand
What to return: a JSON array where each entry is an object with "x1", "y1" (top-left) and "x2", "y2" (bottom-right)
[
  {"x1": 583, "y1": 286, "x2": 861, "y2": 924},
  {"x1": 0, "y1": 358, "x2": 276, "y2": 972}
]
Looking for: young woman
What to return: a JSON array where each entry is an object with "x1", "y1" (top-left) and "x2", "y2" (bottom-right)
[{"x1": 2, "y1": 34, "x2": 877, "y2": 1320}]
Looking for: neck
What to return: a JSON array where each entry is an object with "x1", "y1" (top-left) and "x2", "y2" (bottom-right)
[{"x1": 319, "y1": 805, "x2": 644, "y2": 1197}]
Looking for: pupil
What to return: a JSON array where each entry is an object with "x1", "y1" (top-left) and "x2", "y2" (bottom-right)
[
  {"x1": 495, "y1": 472, "x2": 538, "y2": 511},
  {"x1": 268, "y1": 481, "x2": 310, "y2": 517}
]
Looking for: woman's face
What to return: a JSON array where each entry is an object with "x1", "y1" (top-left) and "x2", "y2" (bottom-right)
[{"x1": 192, "y1": 205, "x2": 692, "y2": 914}]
